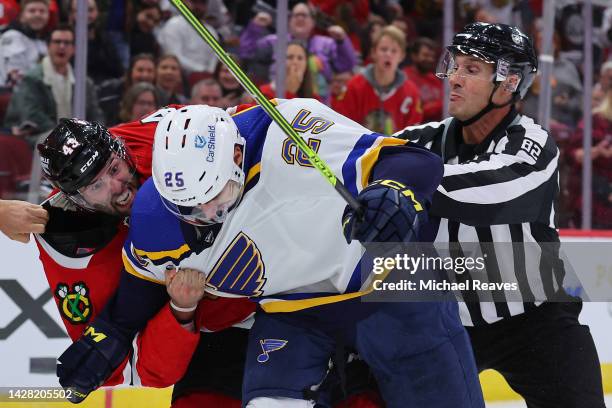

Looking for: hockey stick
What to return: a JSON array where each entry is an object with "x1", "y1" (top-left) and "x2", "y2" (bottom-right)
[{"x1": 169, "y1": 0, "x2": 362, "y2": 214}]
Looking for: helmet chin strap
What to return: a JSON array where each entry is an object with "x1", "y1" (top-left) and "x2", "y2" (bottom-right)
[{"x1": 457, "y1": 83, "x2": 519, "y2": 127}]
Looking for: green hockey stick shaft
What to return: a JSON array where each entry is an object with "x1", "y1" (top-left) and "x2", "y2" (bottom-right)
[{"x1": 170, "y1": 0, "x2": 362, "y2": 213}]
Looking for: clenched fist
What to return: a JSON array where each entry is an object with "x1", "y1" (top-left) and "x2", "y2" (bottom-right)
[{"x1": 165, "y1": 267, "x2": 207, "y2": 309}]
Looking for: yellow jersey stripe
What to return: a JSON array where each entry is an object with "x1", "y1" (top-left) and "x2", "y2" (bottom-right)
[
  {"x1": 246, "y1": 162, "x2": 261, "y2": 184},
  {"x1": 122, "y1": 252, "x2": 165, "y2": 285},
  {"x1": 359, "y1": 137, "x2": 407, "y2": 189},
  {"x1": 133, "y1": 244, "x2": 190, "y2": 262},
  {"x1": 259, "y1": 290, "x2": 368, "y2": 313},
  {"x1": 260, "y1": 265, "x2": 394, "y2": 313},
  {"x1": 231, "y1": 99, "x2": 278, "y2": 117}
]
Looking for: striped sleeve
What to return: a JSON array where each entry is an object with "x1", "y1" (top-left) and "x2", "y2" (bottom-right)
[{"x1": 432, "y1": 117, "x2": 559, "y2": 226}]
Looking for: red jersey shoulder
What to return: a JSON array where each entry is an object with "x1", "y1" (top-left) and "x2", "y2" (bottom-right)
[{"x1": 108, "y1": 105, "x2": 185, "y2": 181}]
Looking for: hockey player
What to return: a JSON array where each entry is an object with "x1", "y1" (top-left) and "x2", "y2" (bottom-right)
[
  {"x1": 34, "y1": 117, "x2": 256, "y2": 406},
  {"x1": 57, "y1": 99, "x2": 485, "y2": 407}
]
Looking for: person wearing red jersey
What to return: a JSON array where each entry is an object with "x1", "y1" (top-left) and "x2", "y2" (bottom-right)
[
  {"x1": 336, "y1": 25, "x2": 423, "y2": 134},
  {"x1": 404, "y1": 37, "x2": 443, "y2": 122},
  {"x1": 5, "y1": 107, "x2": 384, "y2": 408},
  {"x1": 33, "y1": 112, "x2": 255, "y2": 406}
]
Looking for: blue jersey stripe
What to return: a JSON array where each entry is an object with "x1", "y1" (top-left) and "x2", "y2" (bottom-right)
[{"x1": 341, "y1": 133, "x2": 379, "y2": 197}]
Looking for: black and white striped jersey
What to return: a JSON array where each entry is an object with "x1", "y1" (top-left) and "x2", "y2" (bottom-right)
[{"x1": 394, "y1": 108, "x2": 567, "y2": 326}]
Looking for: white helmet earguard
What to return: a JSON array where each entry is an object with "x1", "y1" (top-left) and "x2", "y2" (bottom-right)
[{"x1": 152, "y1": 105, "x2": 246, "y2": 225}]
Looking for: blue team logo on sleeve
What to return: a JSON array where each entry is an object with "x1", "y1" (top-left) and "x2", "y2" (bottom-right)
[
  {"x1": 257, "y1": 339, "x2": 288, "y2": 363},
  {"x1": 206, "y1": 232, "x2": 267, "y2": 296}
]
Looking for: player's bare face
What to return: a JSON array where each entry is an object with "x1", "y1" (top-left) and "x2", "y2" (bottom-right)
[
  {"x1": 78, "y1": 154, "x2": 139, "y2": 217},
  {"x1": 192, "y1": 180, "x2": 241, "y2": 225},
  {"x1": 447, "y1": 55, "x2": 495, "y2": 120},
  {"x1": 373, "y1": 35, "x2": 404, "y2": 74}
]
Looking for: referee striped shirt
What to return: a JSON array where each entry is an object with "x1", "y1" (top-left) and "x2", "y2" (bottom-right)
[{"x1": 394, "y1": 108, "x2": 566, "y2": 326}]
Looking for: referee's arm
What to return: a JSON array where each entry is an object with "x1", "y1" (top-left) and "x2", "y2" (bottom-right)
[{"x1": 433, "y1": 126, "x2": 559, "y2": 226}]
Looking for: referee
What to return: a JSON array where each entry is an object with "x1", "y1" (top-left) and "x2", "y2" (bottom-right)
[{"x1": 395, "y1": 23, "x2": 605, "y2": 407}]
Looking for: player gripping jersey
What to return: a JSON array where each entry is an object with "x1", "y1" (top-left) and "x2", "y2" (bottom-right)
[{"x1": 59, "y1": 98, "x2": 485, "y2": 408}]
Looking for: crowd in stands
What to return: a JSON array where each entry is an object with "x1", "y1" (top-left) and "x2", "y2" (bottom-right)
[{"x1": 0, "y1": 0, "x2": 610, "y2": 229}]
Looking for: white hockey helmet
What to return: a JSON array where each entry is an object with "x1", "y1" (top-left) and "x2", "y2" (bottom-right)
[{"x1": 152, "y1": 105, "x2": 246, "y2": 225}]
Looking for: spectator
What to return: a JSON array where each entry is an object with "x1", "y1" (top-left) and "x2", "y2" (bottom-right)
[
  {"x1": 521, "y1": 27, "x2": 583, "y2": 128},
  {"x1": 599, "y1": 60, "x2": 612, "y2": 92},
  {"x1": 155, "y1": 54, "x2": 186, "y2": 105},
  {"x1": 566, "y1": 83, "x2": 612, "y2": 229},
  {"x1": 130, "y1": 3, "x2": 162, "y2": 58},
  {"x1": 118, "y1": 82, "x2": 159, "y2": 123},
  {"x1": 405, "y1": 37, "x2": 443, "y2": 122},
  {"x1": 190, "y1": 78, "x2": 223, "y2": 107},
  {"x1": 359, "y1": 14, "x2": 387, "y2": 66},
  {"x1": 592, "y1": 83, "x2": 605, "y2": 110},
  {"x1": 4, "y1": 25, "x2": 103, "y2": 142},
  {"x1": 156, "y1": 0, "x2": 219, "y2": 75},
  {"x1": 97, "y1": 53, "x2": 156, "y2": 126},
  {"x1": 336, "y1": 25, "x2": 423, "y2": 134},
  {"x1": 68, "y1": 0, "x2": 123, "y2": 83},
  {"x1": 329, "y1": 70, "x2": 352, "y2": 111},
  {"x1": 259, "y1": 41, "x2": 320, "y2": 101},
  {"x1": 213, "y1": 56, "x2": 245, "y2": 109},
  {"x1": 0, "y1": 0, "x2": 49, "y2": 88},
  {"x1": 239, "y1": 2, "x2": 357, "y2": 88}
]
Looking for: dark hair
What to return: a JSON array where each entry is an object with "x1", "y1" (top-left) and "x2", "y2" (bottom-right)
[
  {"x1": 125, "y1": 53, "x2": 156, "y2": 88},
  {"x1": 411, "y1": 37, "x2": 438, "y2": 55},
  {"x1": 119, "y1": 82, "x2": 159, "y2": 123},
  {"x1": 287, "y1": 40, "x2": 315, "y2": 99},
  {"x1": 213, "y1": 53, "x2": 242, "y2": 81},
  {"x1": 48, "y1": 23, "x2": 74, "y2": 43},
  {"x1": 21, "y1": 0, "x2": 49, "y2": 10}
]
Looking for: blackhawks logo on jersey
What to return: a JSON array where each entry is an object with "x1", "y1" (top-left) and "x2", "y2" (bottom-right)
[{"x1": 55, "y1": 282, "x2": 92, "y2": 324}]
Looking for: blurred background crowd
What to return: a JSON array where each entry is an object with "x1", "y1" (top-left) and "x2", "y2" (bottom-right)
[{"x1": 0, "y1": 0, "x2": 610, "y2": 229}]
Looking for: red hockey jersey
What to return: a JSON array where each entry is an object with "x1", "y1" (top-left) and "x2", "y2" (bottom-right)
[
  {"x1": 35, "y1": 110, "x2": 255, "y2": 387},
  {"x1": 335, "y1": 69, "x2": 423, "y2": 134},
  {"x1": 403, "y1": 66, "x2": 443, "y2": 122}
]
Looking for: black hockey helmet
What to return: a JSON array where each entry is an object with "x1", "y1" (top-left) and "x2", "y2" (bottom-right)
[
  {"x1": 445, "y1": 22, "x2": 538, "y2": 98},
  {"x1": 437, "y1": 23, "x2": 538, "y2": 125},
  {"x1": 37, "y1": 119, "x2": 128, "y2": 195}
]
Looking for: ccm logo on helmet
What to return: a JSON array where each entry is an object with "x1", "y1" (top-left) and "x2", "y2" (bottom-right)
[
  {"x1": 80, "y1": 151, "x2": 99, "y2": 174},
  {"x1": 207, "y1": 125, "x2": 216, "y2": 163}
]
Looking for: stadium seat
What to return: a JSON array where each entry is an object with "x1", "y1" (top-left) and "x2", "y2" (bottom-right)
[
  {"x1": 0, "y1": 133, "x2": 32, "y2": 199},
  {"x1": 0, "y1": 88, "x2": 12, "y2": 124}
]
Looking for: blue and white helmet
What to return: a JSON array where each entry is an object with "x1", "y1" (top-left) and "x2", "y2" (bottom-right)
[{"x1": 152, "y1": 105, "x2": 246, "y2": 225}]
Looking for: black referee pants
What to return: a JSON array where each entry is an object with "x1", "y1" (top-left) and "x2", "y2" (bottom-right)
[{"x1": 467, "y1": 301, "x2": 606, "y2": 408}]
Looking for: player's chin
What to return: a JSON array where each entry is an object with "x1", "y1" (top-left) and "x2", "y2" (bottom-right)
[{"x1": 112, "y1": 190, "x2": 135, "y2": 215}]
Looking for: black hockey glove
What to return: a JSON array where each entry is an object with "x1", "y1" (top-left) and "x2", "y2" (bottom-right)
[
  {"x1": 57, "y1": 317, "x2": 132, "y2": 403},
  {"x1": 342, "y1": 179, "x2": 426, "y2": 244}
]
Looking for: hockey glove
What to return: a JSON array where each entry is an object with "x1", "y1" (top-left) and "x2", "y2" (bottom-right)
[
  {"x1": 342, "y1": 179, "x2": 426, "y2": 244},
  {"x1": 57, "y1": 317, "x2": 132, "y2": 403}
]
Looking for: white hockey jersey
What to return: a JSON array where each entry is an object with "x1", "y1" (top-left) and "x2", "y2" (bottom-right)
[{"x1": 122, "y1": 99, "x2": 428, "y2": 312}]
